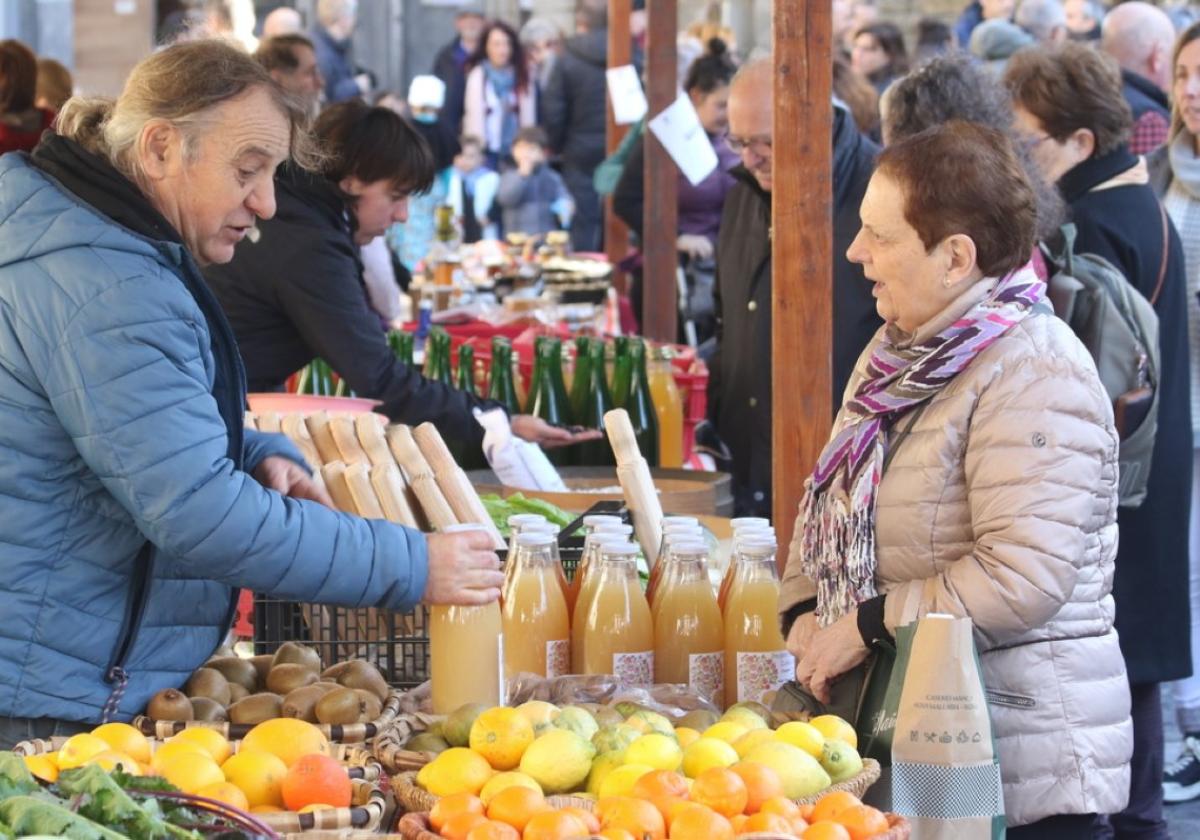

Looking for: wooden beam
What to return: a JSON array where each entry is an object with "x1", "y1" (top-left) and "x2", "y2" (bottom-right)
[
  {"x1": 605, "y1": 0, "x2": 633, "y2": 295},
  {"x1": 641, "y1": 0, "x2": 678, "y2": 342},
  {"x1": 772, "y1": 0, "x2": 833, "y2": 558}
]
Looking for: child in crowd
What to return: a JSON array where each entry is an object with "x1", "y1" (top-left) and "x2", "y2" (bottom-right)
[
  {"x1": 447, "y1": 134, "x2": 499, "y2": 242},
  {"x1": 495, "y1": 126, "x2": 573, "y2": 236}
]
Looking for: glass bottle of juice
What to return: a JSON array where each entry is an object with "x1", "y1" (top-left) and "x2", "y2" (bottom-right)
[
  {"x1": 567, "y1": 522, "x2": 632, "y2": 616},
  {"x1": 503, "y1": 532, "x2": 572, "y2": 679},
  {"x1": 654, "y1": 543, "x2": 724, "y2": 706},
  {"x1": 626, "y1": 339, "x2": 660, "y2": 466},
  {"x1": 502, "y1": 513, "x2": 547, "y2": 597},
  {"x1": 645, "y1": 519, "x2": 703, "y2": 608},
  {"x1": 521, "y1": 520, "x2": 569, "y2": 601},
  {"x1": 430, "y1": 524, "x2": 504, "y2": 713},
  {"x1": 581, "y1": 542, "x2": 654, "y2": 684},
  {"x1": 571, "y1": 532, "x2": 630, "y2": 672},
  {"x1": 575, "y1": 338, "x2": 617, "y2": 467},
  {"x1": 719, "y1": 524, "x2": 777, "y2": 613},
  {"x1": 723, "y1": 537, "x2": 792, "y2": 708},
  {"x1": 648, "y1": 347, "x2": 684, "y2": 469},
  {"x1": 488, "y1": 338, "x2": 522, "y2": 415}
]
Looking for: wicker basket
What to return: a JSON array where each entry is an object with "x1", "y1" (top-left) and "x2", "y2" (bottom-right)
[
  {"x1": 130, "y1": 688, "x2": 404, "y2": 743},
  {"x1": 795, "y1": 757, "x2": 881, "y2": 805},
  {"x1": 372, "y1": 710, "x2": 445, "y2": 774}
]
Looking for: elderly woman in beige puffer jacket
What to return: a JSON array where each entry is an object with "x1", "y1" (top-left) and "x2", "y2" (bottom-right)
[{"x1": 779, "y1": 121, "x2": 1132, "y2": 839}]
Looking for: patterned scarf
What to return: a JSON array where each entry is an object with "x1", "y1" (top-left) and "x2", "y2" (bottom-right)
[{"x1": 798, "y1": 265, "x2": 1045, "y2": 625}]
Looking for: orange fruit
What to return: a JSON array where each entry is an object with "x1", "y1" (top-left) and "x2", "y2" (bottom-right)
[
  {"x1": 485, "y1": 784, "x2": 547, "y2": 831},
  {"x1": 598, "y1": 829, "x2": 637, "y2": 840},
  {"x1": 742, "y1": 811, "x2": 795, "y2": 833},
  {"x1": 811, "y1": 790, "x2": 862, "y2": 824},
  {"x1": 197, "y1": 781, "x2": 250, "y2": 812},
  {"x1": 439, "y1": 811, "x2": 488, "y2": 840},
  {"x1": 465, "y1": 821, "x2": 520, "y2": 840},
  {"x1": 730, "y1": 762, "x2": 784, "y2": 814},
  {"x1": 241, "y1": 719, "x2": 329, "y2": 768},
  {"x1": 800, "y1": 803, "x2": 816, "y2": 821},
  {"x1": 280, "y1": 753, "x2": 351, "y2": 811},
  {"x1": 170, "y1": 728, "x2": 232, "y2": 765},
  {"x1": 297, "y1": 803, "x2": 334, "y2": 813},
  {"x1": 157, "y1": 752, "x2": 225, "y2": 794},
  {"x1": 221, "y1": 750, "x2": 288, "y2": 809},
  {"x1": 431, "y1": 793, "x2": 486, "y2": 831},
  {"x1": 668, "y1": 803, "x2": 734, "y2": 840},
  {"x1": 57, "y1": 734, "x2": 112, "y2": 770},
  {"x1": 690, "y1": 767, "x2": 748, "y2": 818},
  {"x1": 835, "y1": 804, "x2": 889, "y2": 840},
  {"x1": 631, "y1": 769, "x2": 691, "y2": 822},
  {"x1": 561, "y1": 806, "x2": 600, "y2": 833},
  {"x1": 250, "y1": 805, "x2": 283, "y2": 813},
  {"x1": 730, "y1": 813, "x2": 749, "y2": 834},
  {"x1": 598, "y1": 796, "x2": 667, "y2": 840},
  {"x1": 803, "y1": 821, "x2": 852, "y2": 840},
  {"x1": 521, "y1": 810, "x2": 589, "y2": 840},
  {"x1": 91, "y1": 723, "x2": 152, "y2": 765}
]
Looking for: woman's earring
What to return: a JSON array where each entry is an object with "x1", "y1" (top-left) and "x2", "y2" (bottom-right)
[{"x1": 941, "y1": 274, "x2": 952, "y2": 288}]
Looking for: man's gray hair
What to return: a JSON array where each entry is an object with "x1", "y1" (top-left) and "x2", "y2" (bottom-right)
[
  {"x1": 519, "y1": 16, "x2": 561, "y2": 47},
  {"x1": 317, "y1": 0, "x2": 357, "y2": 28},
  {"x1": 1015, "y1": 0, "x2": 1067, "y2": 42}
]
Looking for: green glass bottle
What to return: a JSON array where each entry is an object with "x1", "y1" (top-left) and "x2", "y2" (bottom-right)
[
  {"x1": 426, "y1": 328, "x2": 452, "y2": 385},
  {"x1": 568, "y1": 337, "x2": 592, "y2": 426},
  {"x1": 488, "y1": 338, "x2": 521, "y2": 415},
  {"x1": 529, "y1": 339, "x2": 568, "y2": 466},
  {"x1": 576, "y1": 339, "x2": 616, "y2": 466},
  {"x1": 626, "y1": 339, "x2": 660, "y2": 465},
  {"x1": 548, "y1": 338, "x2": 572, "y2": 426},
  {"x1": 390, "y1": 330, "x2": 415, "y2": 367},
  {"x1": 610, "y1": 339, "x2": 633, "y2": 410},
  {"x1": 524, "y1": 336, "x2": 545, "y2": 414},
  {"x1": 456, "y1": 343, "x2": 477, "y2": 395}
]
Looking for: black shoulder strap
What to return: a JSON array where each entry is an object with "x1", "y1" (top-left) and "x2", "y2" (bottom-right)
[{"x1": 883, "y1": 400, "x2": 932, "y2": 473}]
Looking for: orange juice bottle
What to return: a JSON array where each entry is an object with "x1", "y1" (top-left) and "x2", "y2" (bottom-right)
[
  {"x1": 654, "y1": 544, "x2": 724, "y2": 706},
  {"x1": 571, "y1": 532, "x2": 634, "y2": 672},
  {"x1": 646, "y1": 521, "x2": 703, "y2": 609},
  {"x1": 522, "y1": 520, "x2": 569, "y2": 602},
  {"x1": 502, "y1": 513, "x2": 547, "y2": 598},
  {"x1": 581, "y1": 543, "x2": 654, "y2": 684},
  {"x1": 723, "y1": 538, "x2": 792, "y2": 708},
  {"x1": 430, "y1": 526, "x2": 504, "y2": 713},
  {"x1": 568, "y1": 522, "x2": 633, "y2": 614},
  {"x1": 718, "y1": 524, "x2": 776, "y2": 613},
  {"x1": 503, "y1": 532, "x2": 572, "y2": 679},
  {"x1": 648, "y1": 348, "x2": 684, "y2": 468}
]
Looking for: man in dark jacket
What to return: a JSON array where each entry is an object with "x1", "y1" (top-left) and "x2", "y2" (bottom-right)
[
  {"x1": 540, "y1": 0, "x2": 609, "y2": 252},
  {"x1": 205, "y1": 101, "x2": 585, "y2": 453},
  {"x1": 707, "y1": 58, "x2": 881, "y2": 517},
  {"x1": 1102, "y1": 2, "x2": 1176, "y2": 155},
  {"x1": 432, "y1": 4, "x2": 486, "y2": 141},
  {"x1": 312, "y1": 0, "x2": 369, "y2": 104}
]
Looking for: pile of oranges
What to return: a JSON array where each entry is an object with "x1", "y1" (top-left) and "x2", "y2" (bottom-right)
[{"x1": 423, "y1": 761, "x2": 891, "y2": 840}]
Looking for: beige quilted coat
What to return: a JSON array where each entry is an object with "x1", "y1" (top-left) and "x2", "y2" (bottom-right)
[{"x1": 781, "y1": 280, "x2": 1133, "y2": 826}]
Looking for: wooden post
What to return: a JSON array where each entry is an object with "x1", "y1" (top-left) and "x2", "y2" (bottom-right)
[
  {"x1": 605, "y1": 0, "x2": 633, "y2": 295},
  {"x1": 641, "y1": 0, "x2": 678, "y2": 342},
  {"x1": 772, "y1": 0, "x2": 833, "y2": 557}
]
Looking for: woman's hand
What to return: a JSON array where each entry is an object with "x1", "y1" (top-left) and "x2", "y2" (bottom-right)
[
  {"x1": 253, "y1": 456, "x2": 334, "y2": 508},
  {"x1": 786, "y1": 612, "x2": 819, "y2": 661},
  {"x1": 423, "y1": 529, "x2": 505, "y2": 605},
  {"x1": 794, "y1": 609, "x2": 870, "y2": 703},
  {"x1": 511, "y1": 414, "x2": 604, "y2": 449},
  {"x1": 676, "y1": 233, "x2": 714, "y2": 260}
]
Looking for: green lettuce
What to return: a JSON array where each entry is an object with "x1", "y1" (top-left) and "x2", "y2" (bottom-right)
[
  {"x1": 56, "y1": 766, "x2": 199, "y2": 840},
  {"x1": 0, "y1": 795, "x2": 128, "y2": 840}
]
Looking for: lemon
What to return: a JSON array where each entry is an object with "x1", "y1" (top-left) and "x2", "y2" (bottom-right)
[
  {"x1": 444, "y1": 703, "x2": 490, "y2": 747},
  {"x1": 820, "y1": 738, "x2": 864, "y2": 783},
  {"x1": 479, "y1": 770, "x2": 543, "y2": 805},
  {"x1": 586, "y1": 750, "x2": 626, "y2": 797},
  {"x1": 623, "y1": 733, "x2": 683, "y2": 772},
  {"x1": 151, "y1": 739, "x2": 210, "y2": 773},
  {"x1": 516, "y1": 700, "x2": 560, "y2": 735},
  {"x1": 171, "y1": 728, "x2": 232, "y2": 765},
  {"x1": 775, "y1": 721, "x2": 825, "y2": 758},
  {"x1": 681, "y1": 737, "x2": 739, "y2": 778},
  {"x1": 553, "y1": 706, "x2": 599, "y2": 741},
  {"x1": 420, "y1": 747, "x2": 494, "y2": 797},
  {"x1": 91, "y1": 722, "x2": 152, "y2": 764},
  {"x1": 701, "y1": 721, "x2": 748, "y2": 744},
  {"x1": 242, "y1": 719, "x2": 328, "y2": 768},
  {"x1": 222, "y1": 749, "x2": 288, "y2": 808},
  {"x1": 22, "y1": 754, "x2": 58, "y2": 783},
  {"x1": 592, "y1": 724, "x2": 640, "y2": 755},
  {"x1": 674, "y1": 727, "x2": 701, "y2": 749},
  {"x1": 733, "y1": 728, "x2": 776, "y2": 759},
  {"x1": 624, "y1": 709, "x2": 675, "y2": 737},
  {"x1": 158, "y1": 751, "x2": 225, "y2": 794},
  {"x1": 518, "y1": 729, "x2": 596, "y2": 794},
  {"x1": 744, "y1": 740, "x2": 831, "y2": 799},
  {"x1": 809, "y1": 714, "x2": 858, "y2": 750},
  {"x1": 720, "y1": 706, "x2": 769, "y2": 731},
  {"x1": 57, "y1": 734, "x2": 111, "y2": 770},
  {"x1": 197, "y1": 781, "x2": 250, "y2": 811},
  {"x1": 89, "y1": 751, "x2": 142, "y2": 775},
  {"x1": 597, "y1": 762, "x2": 656, "y2": 799},
  {"x1": 469, "y1": 706, "x2": 535, "y2": 771}
]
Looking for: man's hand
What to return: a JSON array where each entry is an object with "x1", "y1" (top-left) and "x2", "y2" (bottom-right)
[
  {"x1": 794, "y1": 610, "x2": 869, "y2": 703},
  {"x1": 676, "y1": 233, "x2": 714, "y2": 260},
  {"x1": 253, "y1": 456, "x2": 334, "y2": 508},
  {"x1": 511, "y1": 414, "x2": 604, "y2": 449},
  {"x1": 424, "y1": 528, "x2": 505, "y2": 605}
]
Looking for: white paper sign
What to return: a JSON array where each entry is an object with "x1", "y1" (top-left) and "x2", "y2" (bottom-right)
[
  {"x1": 647, "y1": 92, "x2": 719, "y2": 186},
  {"x1": 606, "y1": 65, "x2": 648, "y2": 125}
]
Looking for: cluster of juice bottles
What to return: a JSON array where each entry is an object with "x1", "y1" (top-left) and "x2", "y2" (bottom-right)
[{"x1": 428, "y1": 515, "x2": 795, "y2": 714}]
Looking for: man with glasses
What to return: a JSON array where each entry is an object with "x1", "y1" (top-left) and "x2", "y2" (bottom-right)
[{"x1": 704, "y1": 58, "x2": 880, "y2": 518}]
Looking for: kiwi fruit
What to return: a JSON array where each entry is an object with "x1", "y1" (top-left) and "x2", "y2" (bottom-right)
[
  {"x1": 271, "y1": 642, "x2": 321, "y2": 674},
  {"x1": 319, "y1": 661, "x2": 355, "y2": 682},
  {"x1": 185, "y1": 668, "x2": 231, "y2": 707},
  {"x1": 313, "y1": 681, "x2": 342, "y2": 693},
  {"x1": 678, "y1": 708, "x2": 720, "y2": 731},
  {"x1": 147, "y1": 688, "x2": 194, "y2": 721},
  {"x1": 228, "y1": 692, "x2": 283, "y2": 725},
  {"x1": 354, "y1": 689, "x2": 383, "y2": 722},
  {"x1": 228, "y1": 683, "x2": 249, "y2": 703},
  {"x1": 249, "y1": 655, "x2": 275, "y2": 689},
  {"x1": 337, "y1": 660, "x2": 388, "y2": 702},
  {"x1": 206, "y1": 657, "x2": 258, "y2": 693},
  {"x1": 281, "y1": 685, "x2": 330, "y2": 723},
  {"x1": 315, "y1": 687, "x2": 366, "y2": 725},
  {"x1": 190, "y1": 697, "x2": 228, "y2": 722},
  {"x1": 404, "y1": 732, "x2": 450, "y2": 755},
  {"x1": 267, "y1": 663, "x2": 318, "y2": 695}
]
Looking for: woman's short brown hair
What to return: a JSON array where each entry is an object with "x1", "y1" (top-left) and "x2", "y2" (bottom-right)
[
  {"x1": 877, "y1": 120, "x2": 1037, "y2": 278},
  {"x1": 1004, "y1": 41, "x2": 1132, "y2": 157},
  {"x1": 0, "y1": 39, "x2": 38, "y2": 114},
  {"x1": 314, "y1": 99, "x2": 435, "y2": 197},
  {"x1": 35, "y1": 57, "x2": 72, "y2": 111}
]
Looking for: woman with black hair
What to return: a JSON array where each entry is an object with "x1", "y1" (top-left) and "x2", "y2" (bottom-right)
[
  {"x1": 463, "y1": 20, "x2": 537, "y2": 168},
  {"x1": 851, "y1": 22, "x2": 909, "y2": 92},
  {"x1": 613, "y1": 39, "x2": 740, "y2": 339}
]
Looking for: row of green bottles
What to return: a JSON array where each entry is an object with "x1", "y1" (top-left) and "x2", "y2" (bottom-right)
[
  {"x1": 298, "y1": 358, "x2": 335, "y2": 396},
  {"x1": 575, "y1": 337, "x2": 616, "y2": 466},
  {"x1": 488, "y1": 337, "x2": 522, "y2": 415},
  {"x1": 423, "y1": 328, "x2": 453, "y2": 385},
  {"x1": 388, "y1": 330, "x2": 415, "y2": 367}
]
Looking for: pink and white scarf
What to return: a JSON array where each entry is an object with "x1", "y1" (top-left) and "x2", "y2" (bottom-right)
[{"x1": 798, "y1": 265, "x2": 1045, "y2": 625}]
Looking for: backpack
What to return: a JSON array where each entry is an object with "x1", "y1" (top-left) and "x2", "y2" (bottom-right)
[{"x1": 1043, "y1": 212, "x2": 1167, "y2": 509}]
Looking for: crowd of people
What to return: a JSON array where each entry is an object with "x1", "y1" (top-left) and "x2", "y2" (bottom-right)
[{"x1": 4, "y1": 0, "x2": 1200, "y2": 837}]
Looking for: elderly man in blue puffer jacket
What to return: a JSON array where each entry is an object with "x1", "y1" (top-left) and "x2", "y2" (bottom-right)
[{"x1": 0, "y1": 41, "x2": 504, "y2": 748}]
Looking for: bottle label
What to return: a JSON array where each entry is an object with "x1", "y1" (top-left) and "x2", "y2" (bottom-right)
[
  {"x1": 689, "y1": 651, "x2": 725, "y2": 706},
  {"x1": 612, "y1": 651, "x2": 654, "y2": 687},
  {"x1": 546, "y1": 639, "x2": 571, "y2": 678},
  {"x1": 497, "y1": 632, "x2": 507, "y2": 705},
  {"x1": 736, "y1": 651, "x2": 796, "y2": 704}
]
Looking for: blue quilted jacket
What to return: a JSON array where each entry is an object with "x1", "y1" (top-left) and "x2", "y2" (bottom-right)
[{"x1": 0, "y1": 151, "x2": 429, "y2": 723}]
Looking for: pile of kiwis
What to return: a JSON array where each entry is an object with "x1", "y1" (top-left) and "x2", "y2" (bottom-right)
[{"x1": 144, "y1": 642, "x2": 391, "y2": 727}]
